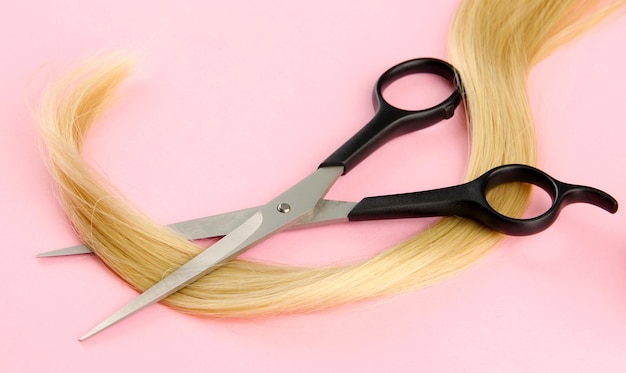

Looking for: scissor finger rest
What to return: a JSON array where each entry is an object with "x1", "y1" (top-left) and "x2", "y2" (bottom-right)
[
  {"x1": 346, "y1": 164, "x2": 618, "y2": 236},
  {"x1": 479, "y1": 164, "x2": 618, "y2": 235}
]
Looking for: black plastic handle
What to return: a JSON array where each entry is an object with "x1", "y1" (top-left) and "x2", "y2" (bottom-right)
[
  {"x1": 319, "y1": 58, "x2": 462, "y2": 174},
  {"x1": 347, "y1": 164, "x2": 618, "y2": 236}
]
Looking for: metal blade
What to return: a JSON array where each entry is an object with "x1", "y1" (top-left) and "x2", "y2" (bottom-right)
[
  {"x1": 168, "y1": 206, "x2": 259, "y2": 240},
  {"x1": 296, "y1": 199, "x2": 356, "y2": 228},
  {"x1": 36, "y1": 206, "x2": 260, "y2": 257},
  {"x1": 80, "y1": 211, "x2": 265, "y2": 341},
  {"x1": 79, "y1": 166, "x2": 343, "y2": 340},
  {"x1": 36, "y1": 244, "x2": 95, "y2": 257},
  {"x1": 37, "y1": 200, "x2": 357, "y2": 257}
]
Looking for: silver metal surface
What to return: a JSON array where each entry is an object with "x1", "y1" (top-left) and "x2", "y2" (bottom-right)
[
  {"x1": 36, "y1": 244, "x2": 96, "y2": 257},
  {"x1": 36, "y1": 207, "x2": 259, "y2": 257},
  {"x1": 37, "y1": 200, "x2": 357, "y2": 257},
  {"x1": 80, "y1": 211, "x2": 264, "y2": 341},
  {"x1": 276, "y1": 202, "x2": 291, "y2": 213},
  {"x1": 80, "y1": 166, "x2": 343, "y2": 340},
  {"x1": 295, "y1": 199, "x2": 356, "y2": 228}
]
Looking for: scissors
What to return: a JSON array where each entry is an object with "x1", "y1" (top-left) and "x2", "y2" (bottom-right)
[{"x1": 38, "y1": 58, "x2": 618, "y2": 340}]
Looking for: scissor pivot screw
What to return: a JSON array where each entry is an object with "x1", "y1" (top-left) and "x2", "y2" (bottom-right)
[{"x1": 277, "y1": 203, "x2": 291, "y2": 213}]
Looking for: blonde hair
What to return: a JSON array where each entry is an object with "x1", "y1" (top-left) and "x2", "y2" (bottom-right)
[{"x1": 38, "y1": 0, "x2": 623, "y2": 317}]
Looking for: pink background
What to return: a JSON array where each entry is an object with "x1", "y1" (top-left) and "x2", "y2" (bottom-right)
[{"x1": 1, "y1": 0, "x2": 625, "y2": 371}]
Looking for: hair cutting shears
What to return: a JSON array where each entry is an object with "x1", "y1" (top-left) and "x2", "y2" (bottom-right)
[{"x1": 38, "y1": 58, "x2": 618, "y2": 340}]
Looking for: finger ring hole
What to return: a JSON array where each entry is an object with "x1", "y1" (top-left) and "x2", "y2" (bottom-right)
[
  {"x1": 486, "y1": 182, "x2": 555, "y2": 219},
  {"x1": 380, "y1": 72, "x2": 456, "y2": 111}
]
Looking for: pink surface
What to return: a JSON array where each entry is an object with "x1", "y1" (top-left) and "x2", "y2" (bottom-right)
[{"x1": 1, "y1": 0, "x2": 625, "y2": 371}]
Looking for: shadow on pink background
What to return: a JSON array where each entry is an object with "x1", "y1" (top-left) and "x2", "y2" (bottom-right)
[{"x1": 1, "y1": 1, "x2": 625, "y2": 371}]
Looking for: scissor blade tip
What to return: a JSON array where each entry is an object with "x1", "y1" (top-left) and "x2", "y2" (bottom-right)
[
  {"x1": 36, "y1": 245, "x2": 93, "y2": 258},
  {"x1": 79, "y1": 326, "x2": 104, "y2": 341},
  {"x1": 36, "y1": 251, "x2": 62, "y2": 258}
]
